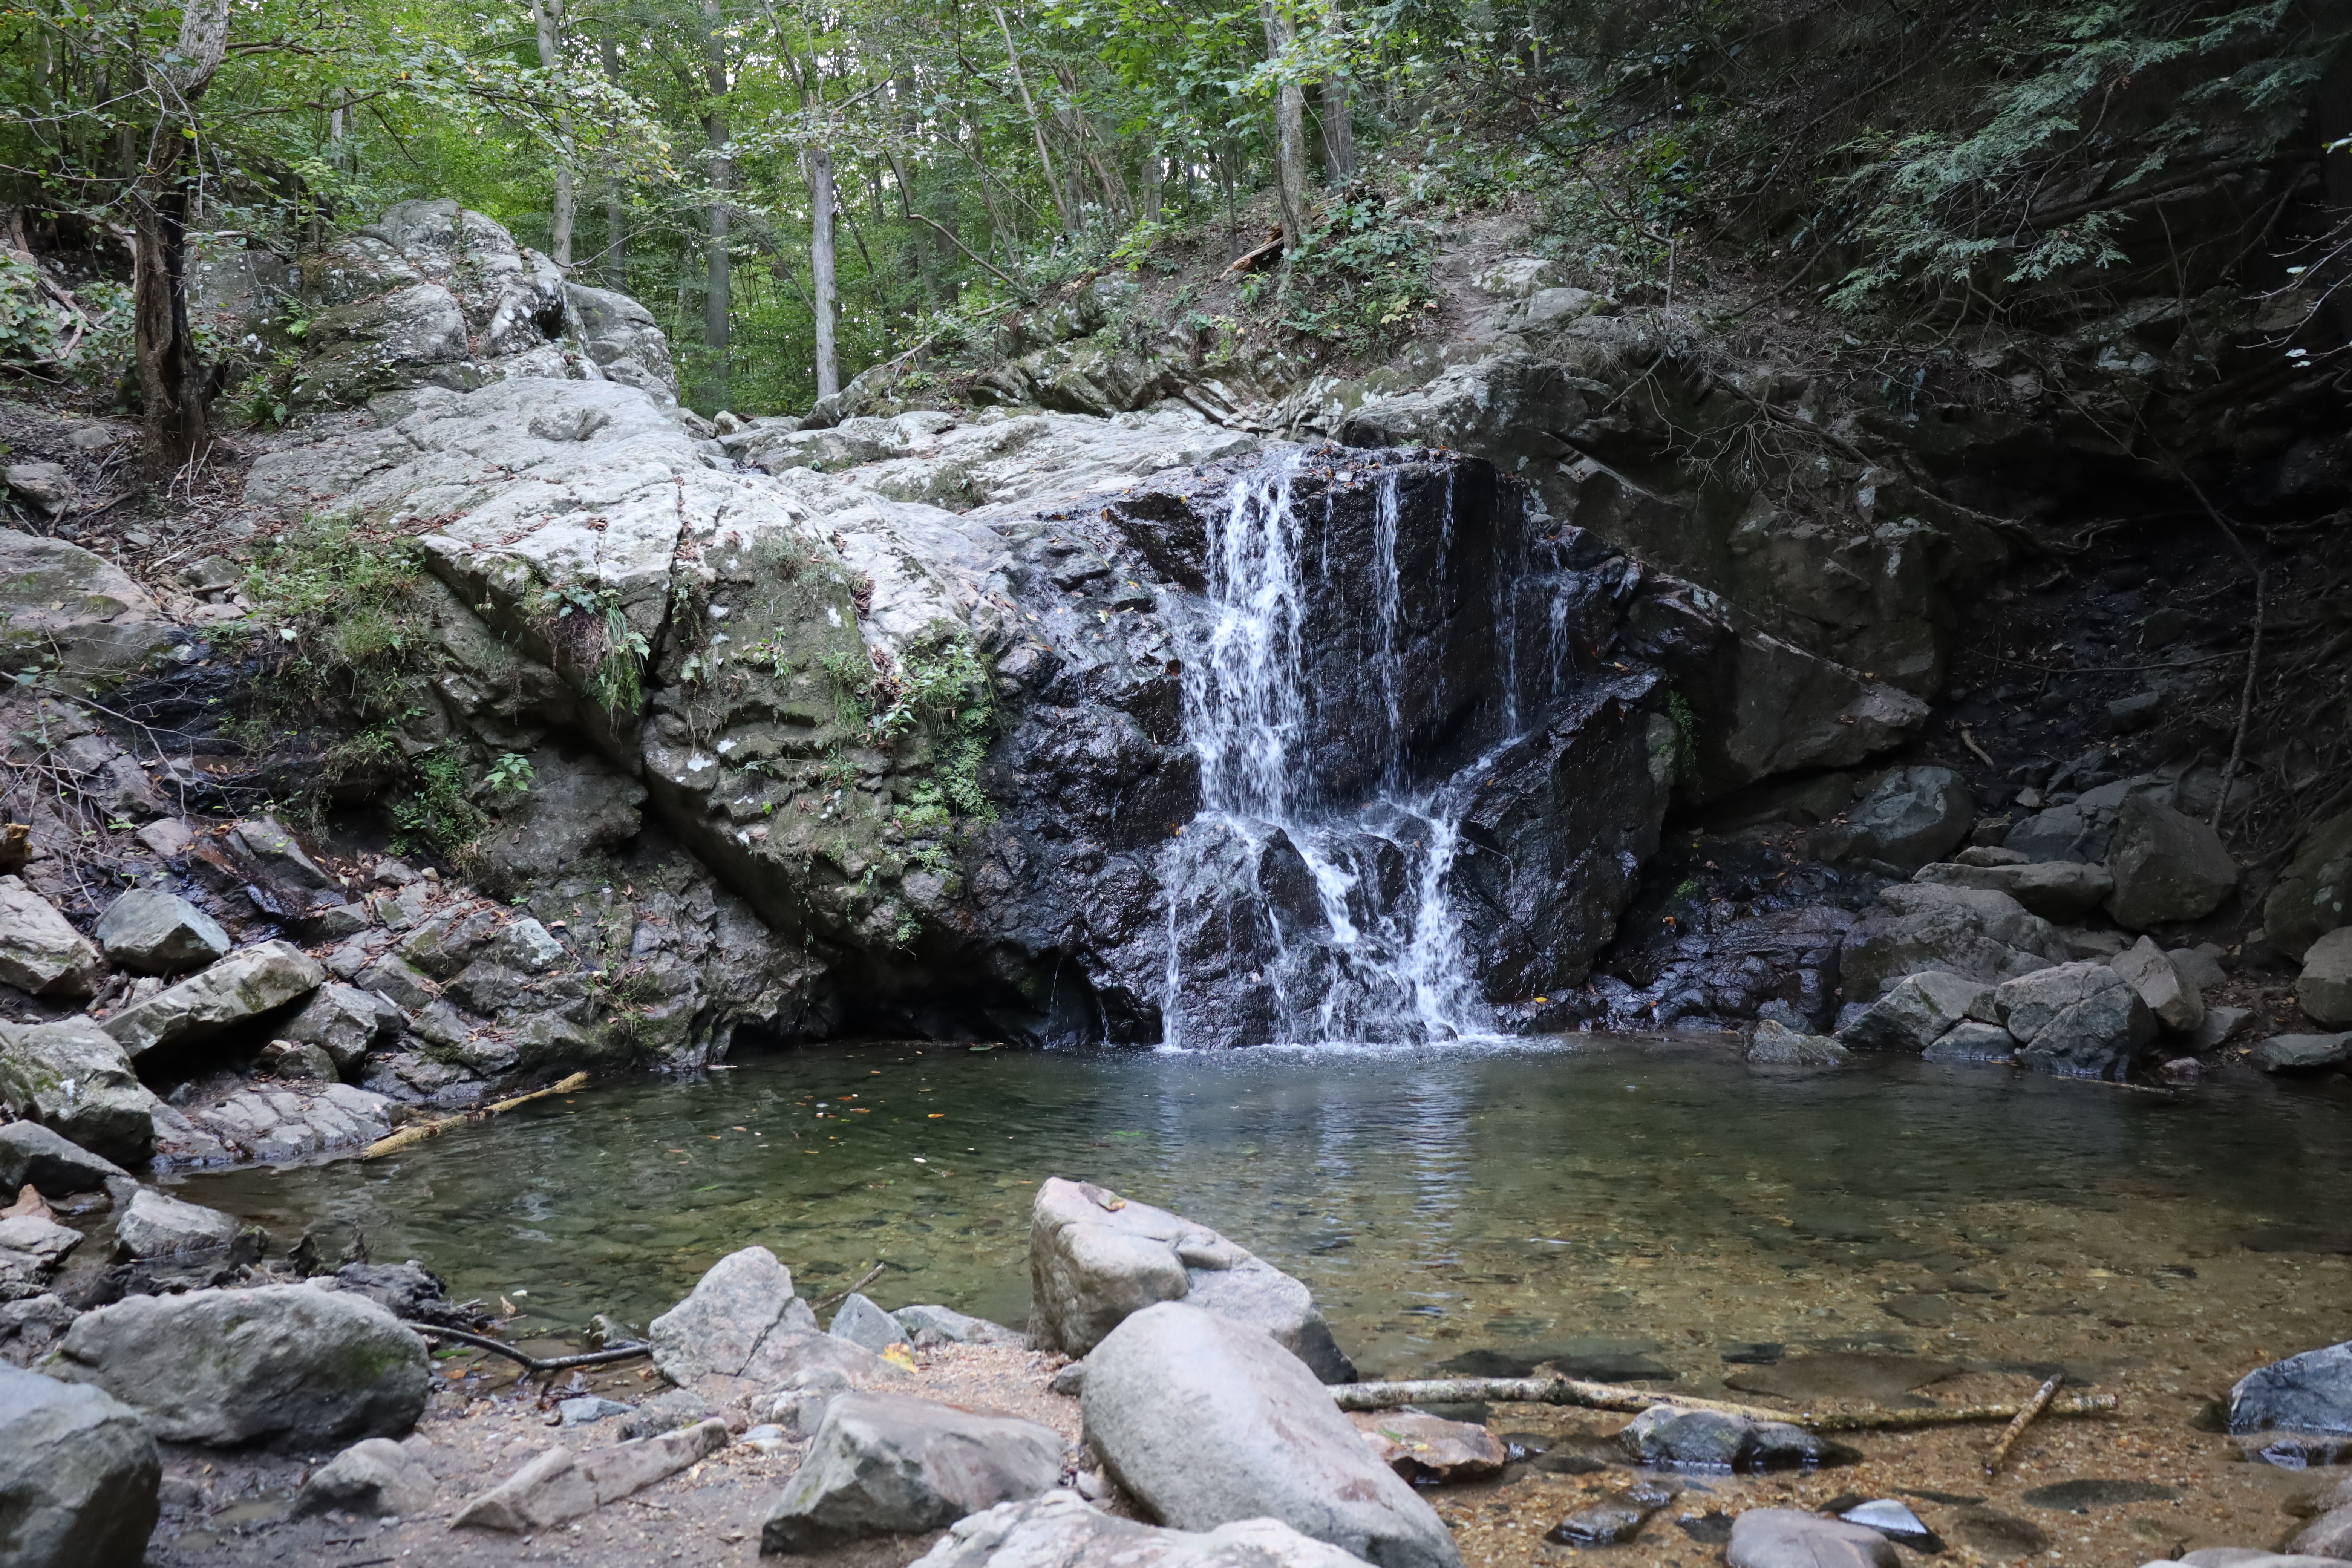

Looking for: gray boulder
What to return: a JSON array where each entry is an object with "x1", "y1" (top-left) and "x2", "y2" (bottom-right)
[
  {"x1": 292, "y1": 1436, "x2": 437, "y2": 1517},
  {"x1": 0, "y1": 1121, "x2": 130, "y2": 1195},
  {"x1": 829, "y1": 1292, "x2": 908, "y2": 1354},
  {"x1": 2107, "y1": 796, "x2": 2238, "y2": 929},
  {"x1": 0, "y1": 1213, "x2": 83, "y2": 1298},
  {"x1": 2231, "y1": 1342, "x2": 2352, "y2": 1435},
  {"x1": 0, "y1": 532, "x2": 183, "y2": 689},
  {"x1": 1029, "y1": 1178, "x2": 1354, "y2": 1381},
  {"x1": 1816, "y1": 767, "x2": 1972, "y2": 871},
  {"x1": 1994, "y1": 962, "x2": 2156, "y2": 1078},
  {"x1": 647, "y1": 1246, "x2": 900, "y2": 1396},
  {"x1": 2192, "y1": 1004, "x2": 2255, "y2": 1052},
  {"x1": 2291, "y1": 1504, "x2": 2352, "y2": 1560},
  {"x1": 1081, "y1": 1302, "x2": 1461, "y2": 1568},
  {"x1": 2112, "y1": 937, "x2": 2206, "y2": 1033},
  {"x1": 0, "y1": 1364, "x2": 159, "y2": 1568},
  {"x1": 1746, "y1": 1020, "x2": 1851, "y2": 1066},
  {"x1": 452, "y1": 1418, "x2": 730, "y2": 1530},
  {"x1": 2160, "y1": 1554, "x2": 2347, "y2": 1568},
  {"x1": 761, "y1": 1391, "x2": 1065, "y2": 1551},
  {"x1": 91, "y1": 890, "x2": 231, "y2": 975},
  {"x1": 279, "y1": 982, "x2": 401, "y2": 1073},
  {"x1": 0, "y1": 877, "x2": 104, "y2": 998},
  {"x1": 2263, "y1": 807, "x2": 2352, "y2": 960},
  {"x1": 1838, "y1": 971, "x2": 1996, "y2": 1053},
  {"x1": 113, "y1": 1188, "x2": 240, "y2": 1259},
  {"x1": 1617, "y1": 1407, "x2": 1854, "y2": 1471},
  {"x1": 912, "y1": 1490, "x2": 1370, "y2": 1568},
  {"x1": 2251, "y1": 1033, "x2": 2352, "y2": 1073},
  {"x1": 1839, "y1": 884, "x2": 2069, "y2": 998},
  {"x1": 894, "y1": 1303, "x2": 1023, "y2": 1346},
  {"x1": 1922, "y1": 1021, "x2": 2018, "y2": 1063},
  {"x1": 103, "y1": 939, "x2": 326, "y2": 1058},
  {"x1": 2297, "y1": 928, "x2": 2352, "y2": 1028},
  {"x1": 1911, "y1": 860, "x2": 2115, "y2": 922},
  {"x1": 565, "y1": 283, "x2": 682, "y2": 406},
  {"x1": 44, "y1": 1283, "x2": 430, "y2": 1446},
  {"x1": 1728, "y1": 1509, "x2": 1898, "y2": 1568},
  {"x1": 0, "y1": 1020, "x2": 158, "y2": 1162}
]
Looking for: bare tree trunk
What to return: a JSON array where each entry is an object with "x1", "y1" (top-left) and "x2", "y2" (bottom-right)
[
  {"x1": 1140, "y1": 147, "x2": 1162, "y2": 223},
  {"x1": 132, "y1": 0, "x2": 230, "y2": 478},
  {"x1": 1321, "y1": 74, "x2": 1354, "y2": 182},
  {"x1": 600, "y1": 37, "x2": 628, "y2": 289},
  {"x1": 809, "y1": 143, "x2": 840, "y2": 399},
  {"x1": 991, "y1": 4, "x2": 1075, "y2": 236},
  {"x1": 699, "y1": 0, "x2": 730, "y2": 404},
  {"x1": 529, "y1": 0, "x2": 575, "y2": 267},
  {"x1": 1260, "y1": 0, "x2": 1309, "y2": 240}
]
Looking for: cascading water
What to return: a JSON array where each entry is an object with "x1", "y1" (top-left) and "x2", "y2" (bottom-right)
[{"x1": 1159, "y1": 449, "x2": 1508, "y2": 1049}]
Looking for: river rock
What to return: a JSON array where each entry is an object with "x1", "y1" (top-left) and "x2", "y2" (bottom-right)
[
  {"x1": 44, "y1": 1283, "x2": 430, "y2": 1446},
  {"x1": 113, "y1": 1188, "x2": 243, "y2": 1260},
  {"x1": 1994, "y1": 962, "x2": 2157, "y2": 1077},
  {"x1": 893, "y1": 1303, "x2": 1023, "y2": 1346},
  {"x1": 2231, "y1": 1342, "x2": 2352, "y2": 1435},
  {"x1": 1029, "y1": 1178, "x2": 1354, "y2": 1381},
  {"x1": 1546, "y1": 1479, "x2": 1679, "y2": 1545},
  {"x1": 452, "y1": 1418, "x2": 730, "y2": 1530},
  {"x1": 913, "y1": 1490, "x2": 1371, "y2": 1568},
  {"x1": 0, "y1": 1020, "x2": 158, "y2": 1162},
  {"x1": 0, "y1": 1121, "x2": 129, "y2": 1195},
  {"x1": 1839, "y1": 884, "x2": 2069, "y2": 997},
  {"x1": 293, "y1": 1436, "x2": 437, "y2": 1517},
  {"x1": 2112, "y1": 936, "x2": 2206, "y2": 1032},
  {"x1": 276, "y1": 982, "x2": 400, "y2": 1072},
  {"x1": 829, "y1": 1292, "x2": 908, "y2": 1354},
  {"x1": 0, "y1": 1211, "x2": 82, "y2": 1297},
  {"x1": 2296, "y1": 928, "x2": 2352, "y2": 1027},
  {"x1": 2249, "y1": 1032, "x2": 2352, "y2": 1073},
  {"x1": 103, "y1": 939, "x2": 326, "y2": 1058},
  {"x1": 1838, "y1": 971, "x2": 1997, "y2": 1052},
  {"x1": 2291, "y1": 1504, "x2": 2352, "y2": 1559},
  {"x1": 2263, "y1": 807, "x2": 2352, "y2": 960},
  {"x1": 1615, "y1": 1407, "x2": 1854, "y2": 1471},
  {"x1": 91, "y1": 890, "x2": 231, "y2": 976},
  {"x1": 1923, "y1": 1020, "x2": 2018, "y2": 1062},
  {"x1": 1813, "y1": 767, "x2": 1972, "y2": 871},
  {"x1": 2162, "y1": 1553, "x2": 2347, "y2": 1568},
  {"x1": 648, "y1": 1246, "x2": 899, "y2": 1398},
  {"x1": 2107, "y1": 796, "x2": 2238, "y2": 929},
  {"x1": 1746, "y1": 1020, "x2": 1851, "y2": 1065},
  {"x1": 0, "y1": 1363, "x2": 160, "y2": 1568},
  {"x1": 0, "y1": 877, "x2": 104, "y2": 998},
  {"x1": 1727, "y1": 1509, "x2": 1898, "y2": 1568},
  {"x1": 1912, "y1": 860, "x2": 2116, "y2": 922},
  {"x1": 1084, "y1": 1302, "x2": 1459, "y2": 1568},
  {"x1": 1362, "y1": 1412, "x2": 1507, "y2": 1483},
  {"x1": 0, "y1": 531, "x2": 184, "y2": 689},
  {"x1": 2194, "y1": 1004, "x2": 2255, "y2": 1051},
  {"x1": 760, "y1": 1391, "x2": 1065, "y2": 1551}
]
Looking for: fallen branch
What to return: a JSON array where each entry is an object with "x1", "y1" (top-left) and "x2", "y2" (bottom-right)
[
  {"x1": 2212, "y1": 568, "x2": 2266, "y2": 830},
  {"x1": 813, "y1": 1261, "x2": 887, "y2": 1313},
  {"x1": 416, "y1": 1323, "x2": 652, "y2": 1376},
  {"x1": 363, "y1": 1071, "x2": 589, "y2": 1159},
  {"x1": 1985, "y1": 1374, "x2": 2063, "y2": 1474},
  {"x1": 1325, "y1": 1376, "x2": 2119, "y2": 1433},
  {"x1": 1225, "y1": 227, "x2": 1285, "y2": 274}
]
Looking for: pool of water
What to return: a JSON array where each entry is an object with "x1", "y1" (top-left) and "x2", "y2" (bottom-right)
[{"x1": 176, "y1": 1038, "x2": 2352, "y2": 1389}]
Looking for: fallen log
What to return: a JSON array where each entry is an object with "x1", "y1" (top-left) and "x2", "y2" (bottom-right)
[
  {"x1": 364, "y1": 1071, "x2": 589, "y2": 1159},
  {"x1": 416, "y1": 1323, "x2": 652, "y2": 1377},
  {"x1": 1325, "y1": 1375, "x2": 2119, "y2": 1432}
]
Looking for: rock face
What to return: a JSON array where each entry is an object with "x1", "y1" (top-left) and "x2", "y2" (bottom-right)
[
  {"x1": 1081, "y1": 1302, "x2": 1462, "y2": 1568},
  {"x1": 0, "y1": 532, "x2": 184, "y2": 691},
  {"x1": 0, "y1": 876, "x2": 105, "y2": 998},
  {"x1": 2105, "y1": 796, "x2": 2238, "y2": 928},
  {"x1": 92, "y1": 890, "x2": 232, "y2": 975},
  {"x1": 1839, "y1": 885, "x2": 2069, "y2": 999},
  {"x1": 1028, "y1": 1178, "x2": 1354, "y2": 1381},
  {"x1": 2296, "y1": 928, "x2": 2352, "y2": 1027},
  {"x1": 2230, "y1": 1342, "x2": 2352, "y2": 1435},
  {"x1": 914, "y1": 1490, "x2": 1371, "y2": 1568},
  {"x1": 0, "y1": 1364, "x2": 160, "y2": 1568},
  {"x1": 44, "y1": 1284, "x2": 430, "y2": 1447},
  {"x1": 103, "y1": 939, "x2": 325, "y2": 1059},
  {"x1": 760, "y1": 1392, "x2": 1065, "y2": 1551},
  {"x1": 0, "y1": 1020, "x2": 159, "y2": 1162},
  {"x1": 2264, "y1": 808, "x2": 2352, "y2": 959}
]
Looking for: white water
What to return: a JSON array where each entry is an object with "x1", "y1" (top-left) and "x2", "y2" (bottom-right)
[{"x1": 1160, "y1": 454, "x2": 1499, "y2": 1049}]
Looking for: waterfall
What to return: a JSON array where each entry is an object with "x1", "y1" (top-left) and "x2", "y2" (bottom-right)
[{"x1": 1159, "y1": 450, "x2": 1499, "y2": 1049}]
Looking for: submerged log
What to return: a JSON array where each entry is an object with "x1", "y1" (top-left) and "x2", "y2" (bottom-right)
[
  {"x1": 363, "y1": 1071, "x2": 590, "y2": 1159},
  {"x1": 1325, "y1": 1375, "x2": 2119, "y2": 1432}
]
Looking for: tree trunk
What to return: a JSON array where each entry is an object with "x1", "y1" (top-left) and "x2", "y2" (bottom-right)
[
  {"x1": 1260, "y1": 0, "x2": 1309, "y2": 241},
  {"x1": 809, "y1": 143, "x2": 840, "y2": 400},
  {"x1": 600, "y1": 37, "x2": 628, "y2": 289},
  {"x1": 529, "y1": 0, "x2": 575, "y2": 267},
  {"x1": 132, "y1": 0, "x2": 231, "y2": 478},
  {"x1": 700, "y1": 0, "x2": 730, "y2": 404},
  {"x1": 991, "y1": 4, "x2": 1075, "y2": 236},
  {"x1": 1141, "y1": 148, "x2": 1163, "y2": 223},
  {"x1": 1321, "y1": 73, "x2": 1355, "y2": 182}
]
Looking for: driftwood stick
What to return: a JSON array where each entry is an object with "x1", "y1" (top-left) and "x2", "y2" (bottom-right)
[
  {"x1": 1984, "y1": 1375, "x2": 2064, "y2": 1472},
  {"x1": 813, "y1": 1262, "x2": 887, "y2": 1312},
  {"x1": 1810, "y1": 1392, "x2": 2115, "y2": 1432},
  {"x1": 416, "y1": 1324, "x2": 652, "y2": 1376},
  {"x1": 1327, "y1": 1377, "x2": 1785, "y2": 1421},
  {"x1": 364, "y1": 1072, "x2": 590, "y2": 1159}
]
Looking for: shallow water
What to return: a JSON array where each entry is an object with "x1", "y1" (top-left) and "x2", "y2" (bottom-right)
[{"x1": 178, "y1": 1038, "x2": 2352, "y2": 1389}]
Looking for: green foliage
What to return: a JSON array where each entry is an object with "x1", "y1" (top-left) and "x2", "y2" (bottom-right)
[
  {"x1": 0, "y1": 256, "x2": 128, "y2": 388},
  {"x1": 392, "y1": 749, "x2": 489, "y2": 865},
  {"x1": 241, "y1": 518, "x2": 432, "y2": 711},
  {"x1": 538, "y1": 582, "x2": 650, "y2": 716},
  {"x1": 1277, "y1": 193, "x2": 1438, "y2": 350},
  {"x1": 485, "y1": 751, "x2": 536, "y2": 799},
  {"x1": 1665, "y1": 690, "x2": 1699, "y2": 785}
]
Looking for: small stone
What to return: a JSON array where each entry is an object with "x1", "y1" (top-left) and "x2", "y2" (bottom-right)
[
  {"x1": 133, "y1": 819, "x2": 195, "y2": 859},
  {"x1": 5, "y1": 462, "x2": 75, "y2": 514},
  {"x1": 2251, "y1": 1033, "x2": 2352, "y2": 1073},
  {"x1": 828, "y1": 1292, "x2": 907, "y2": 1354},
  {"x1": 0, "y1": 877, "x2": 105, "y2": 998},
  {"x1": 1363, "y1": 1412, "x2": 1507, "y2": 1484},
  {"x1": 1838, "y1": 1499, "x2": 1943, "y2": 1550},
  {"x1": 1747, "y1": 1020, "x2": 1851, "y2": 1066},
  {"x1": 558, "y1": 1396, "x2": 634, "y2": 1427},
  {"x1": 1617, "y1": 1407, "x2": 1856, "y2": 1471},
  {"x1": 2112, "y1": 936, "x2": 2206, "y2": 1033},
  {"x1": 92, "y1": 890, "x2": 231, "y2": 975},
  {"x1": 1546, "y1": 1480, "x2": 1678, "y2": 1545},
  {"x1": 1727, "y1": 1508, "x2": 1897, "y2": 1568},
  {"x1": 2191, "y1": 1004, "x2": 2254, "y2": 1051},
  {"x1": 256, "y1": 1038, "x2": 338, "y2": 1082},
  {"x1": 2295, "y1": 928, "x2": 2352, "y2": 1027},
  {"x1": 293, "y1": 1436, "x2": 437, "y2": 1517},
  {"x1": 2169, "y1": 943, "x2": 2230, "y2": 990},
  {"x1": 113, "y1": 1188, "x2": 240, "y2": 1259},
  {"x1": 760, "y1": 1392, "x2": 1064, "y2": 1551},
  {"x1": 1049, "y1": 1360, "x2": 1087, "y2": 1396},
  {"x1": 303, "y1": 903, "x2": 374, "y2": 941},
  {"x1": 893, "y1": 1303, "x2": 1023, "y2": 1346}
]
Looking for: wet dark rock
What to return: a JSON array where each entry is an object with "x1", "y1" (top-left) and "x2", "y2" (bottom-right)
[
  {"x1": 1811, "y1": 767, "x2": 1974, "y2": 872},
  {"x1": 1677, "y1": 1511, "x2": 1735, "y2": 1544},
  {"x1": 1547, "y1": 1478, "x2": 1679, "y2": 1544},
  {"x1": 1994, "y1": 961, "x2": 2156, "y2": 1078},
  {"x1": 2231, "y1": 1342, "x2": 2352, "y2": 1436},
  {"x1": 760, "y1": 1391, "x2": 1064, "y2": 1551},
  {"x1": 1911, "y1": 860, "x2": 2115, "y2": 922},
  {"x1": 2106, "y1": 795, "x2": 2239, "y2": 930},
  {"x1": 1727, "y1": 1508, "x2": 1898, "y2": 1568},
  {"x1": 1839, "y1": 971, "x2": 1997, "y2": 1053},
  {"x1": 1616, "y1": 1407, "x2": 1857, "y2": 1471},
  {"x1": 1719, "y1": 1343, "x2": 1785, "y2": 1365},
  {"x1": 1923, "y1": 1020, "x2": 2018, "y2": 1063},
  {"x1": 1437, "y1": 1339, "x2": 1672, "y2": 1383},
  {"x1": 333, "y1": 1260, "x2": 479, "y2": 1326},
  {"x1": 2020, "y1": 1479, "x2": 2180, "y2": 1511},
  {"x1": 1748, "y1": 1019, "x2": 1852, "y2": 1065},
  {"x1": 0, "y1": 1362, "x2": 159, "y2": 1568},
  {"x1": 2263, "y1": 807, "x2": 2352, "y2": 960},
  {"x1": 2252, "y1": 1032, "x2": 2352, "y2": 1073},
  {"x1": 1840, "y1": 885, "x2": 2069, "y2": 999}
]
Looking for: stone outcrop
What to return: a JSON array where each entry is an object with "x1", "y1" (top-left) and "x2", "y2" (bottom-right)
[
  {"x1": 1028, "y1": 1178, "x2": 1353, "y2": 1381},
  {"x1": 0, "y1": 1020, "x2": 159, "y2": 1162},
  {"x1": 103, "y1": 939, "x2": 325, "y2": 1059},
  {"x1": 1839, "y1": 884, "x2": 2069, "y2": 999},
  {"x1": 0, "y1": 533, "x2": 184, "y2": 692}
]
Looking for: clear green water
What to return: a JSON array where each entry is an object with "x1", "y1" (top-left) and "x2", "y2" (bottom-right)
[{"x1": 175, "y1": 1039, "x2": 2352, "y2": 1383}]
